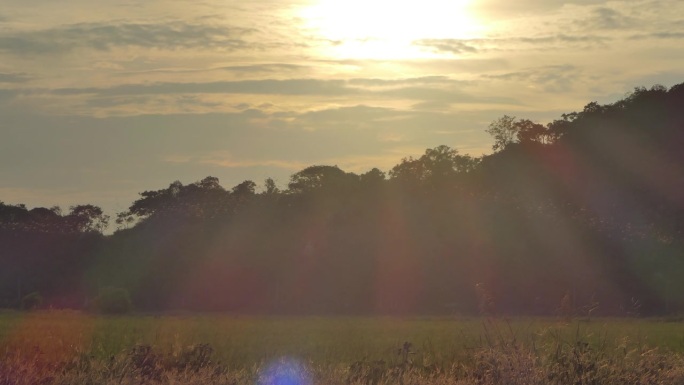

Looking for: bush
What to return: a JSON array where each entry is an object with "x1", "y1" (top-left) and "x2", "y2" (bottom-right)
[
  {"x1": 93, "y1": 287, "x2": 133, "y2": 314},
  {"x1": 21, "y1": 292, "x2": 43, "y2": 310}
]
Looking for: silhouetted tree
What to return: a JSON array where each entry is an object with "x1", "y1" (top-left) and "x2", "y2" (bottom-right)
[
  {"x1": 287, "y1": 165, "x2": 358, "y2": 195},
  {"x1": 3, "y1": 81, "x2": 684, "y2": 315},
  {"x1": 263, "y1": 178, "x2": 280, "y2": 195},
  {"x1": 486, "y1": 115, "x2": 518, "y2": 151},
  {"x1": 67, "y1": 205, "x2": 109, "y2": 233},
  {"x1": 232, "y1": 180, "x2": 257, "y2": 196}
]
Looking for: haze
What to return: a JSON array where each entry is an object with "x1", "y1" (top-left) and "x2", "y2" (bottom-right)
[{"x1": 1, "y1": 0, "x2": 683, "y2": 216}]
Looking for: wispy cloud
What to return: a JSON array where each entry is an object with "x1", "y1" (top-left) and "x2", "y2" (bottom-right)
[
  {"x1": 298, "y1": 105, "x2": 403, "y2": 123},
  {"x1": 40, "y1": 76, "x2": 509, "y2": 110},
  {"x1": 50, "y1": 76, "x2": 478, "y2": 98},
  {"x1": 575, "y1": 7, "x2": 637, "y2": 30},
  {"x1": 164, "y1": 151, "x2": 410, "y2": 174},
  {"x1": 629, "y1": 32, "x2": 684, "y2": 40},
  {"x1": 84, "y1": 95, "x2": 223, "y2": 110},
  {"x1": 51, "y1": 79, "x2": 357, "y2": 97},
  {"x1": 484, "y1": 65, "x2": 583, "y2": 92},
  {"x1": 474, "y1": 0, "x2": 606, "y2": 15},
  {"x1": 413, "y1": 40, "x2": 478, "y2": 55},
  {"x1": 120, "y1": 63, "x2": 310, "y2": 76},
  {"x1": 414, "y1": 34, "x2": 610, "y2": 54},
  {"x1": 0, "y1": 21, "x2": 256, "y2": 54},
  {"x1": 218, "y1": 64, "x2": 309, "y2": 74},
  {"x1": 380, "y1": 87, "x2": 520, "y2": 105},
  {"x1": 165, "y1": 152, "x2": 308, "y2": 171},
  {"x1": 0, "y1": 72, "x2": 31, "y2": 83},
  {"x1": 348, "y1": 76, "x2": 462, "y2": 87}
]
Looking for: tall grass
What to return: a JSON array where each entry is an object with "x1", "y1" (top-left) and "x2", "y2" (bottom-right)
[{"x1": 1, "y1": 311, "x2": 684, "y2": 384}]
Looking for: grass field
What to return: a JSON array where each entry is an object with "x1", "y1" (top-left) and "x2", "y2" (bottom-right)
[{"x1": 1, "y1": 310, "x2": 684, "y2": 384}]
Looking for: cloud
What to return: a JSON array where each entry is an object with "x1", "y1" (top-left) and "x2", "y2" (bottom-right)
[
  {"x1": 164, "y1": 150, "x2": 410, "y2": 175},
  {"x1": 52, "y1": 76, "x2": 474, "y2": 98},
  {"x1": 297, "y1": 105, "x2": 407, "y2": 125},
  {"x1": 51, "y1": 79, "x2": 357, "y2": 97},
  {"x1": 575, "y1": 7, "x2": 637, "y2": 30},
  {"x1": 0, "y1": 72, "x2": 31, "y2": 83},
  {"x1": 629, "y1": 32, "x2": 684, "y2": 40},
  {"x1": 0, "y1": 21, "x2": 256, "y2": 54},
  {"x1": 43, "y1": 76, "x2": 493, "y2": 109},
  {"x1": 84, "y1": 95, "x2": 222, "y2": 109},
  {"x1": 413, "y1": 40, "x2": 478, "y2": 55},
  {"x1": 380, "y1": 87, "x2": 520, "y2": 105},
  {"x1": 165, "y1": 152, "x2": 308, "y2": 171},
  {"x1": 484, "y1": 65, "x2": 582, "y2": 92},
  {"x1": 513, "y1": 34, "x2": 609, "y2": 45},
  {"x1": 414, "y1": 34, "x2": 610, "y2": 54},
  {"x1": 348, "y1": 76, "x2": 458, "y2": 87},
  {"x1": 1, "y1": 70, "x2": 524, "y2": 119},
  {"x1": 474, "y1": 0, "x2": 606, "y2": 15},
  {"x1": 218, "y1": 64, "x2": 309, "y2": 74},
  {"x1": 122, "y1": 63, "x2": 309, "y2": 76}
]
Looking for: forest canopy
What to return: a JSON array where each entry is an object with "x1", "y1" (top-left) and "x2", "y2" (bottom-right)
[{"x1": 2, "y1": 83, "x2": 684, "y2": 315}]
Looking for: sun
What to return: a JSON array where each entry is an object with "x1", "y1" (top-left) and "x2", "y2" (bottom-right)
[{"x1": 298, "y1": 0, "x2": 483, "y2": 60}]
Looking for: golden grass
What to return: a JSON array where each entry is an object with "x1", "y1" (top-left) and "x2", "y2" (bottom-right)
[{"x1": 1, "y1": 311, "x2": 684, "y2": 384}]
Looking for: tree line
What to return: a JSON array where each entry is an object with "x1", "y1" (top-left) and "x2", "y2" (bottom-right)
[{"x1": 2, "y1": 83, "x2": 684, "y2": 315}]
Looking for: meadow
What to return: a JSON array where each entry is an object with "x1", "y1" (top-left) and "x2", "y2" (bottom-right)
[{"x1": 2, "y1": 310, "x2": 684, "y2": 384}]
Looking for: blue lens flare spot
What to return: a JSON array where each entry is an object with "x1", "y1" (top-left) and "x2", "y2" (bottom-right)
[{"x1": 258, "y1": 358, "x2": 312, "y2": 385}]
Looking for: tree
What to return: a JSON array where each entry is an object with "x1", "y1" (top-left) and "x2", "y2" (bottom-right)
[
  {"x1": 486, "y1": 115, "x2": 518, "y2": 151},
  {"x1": 422, "y1": 145, "x2": 461, "y2": 177},
  {"x1": 115, "y1": 211, "x2": 136, "y2": 230},
  {"x1": 67, "y1": 204, "x2": 109, "y2": 233},
  {"x1": 197, "y1": 176, "x2": 222, "y2": 190},
  {"x1": 422, "y1": 145, "x2": 478, "y2": 175},
  {"x1": 486, "y1": 116, "x2": 555, "y2": 149},
  {"x1": 0, "y1": 202, "x2": 29, "y2": 227},
  {"x1": 232, "y1": 180, "x2": 257, "y2": 196},
  {"x1": 263, "y1": 177, "x2": 280, "y2": 195},
  {"x1": 360, "y1": 168, "x2": 386, "y2": 185},
  {"x1": 388, "y1": 156, "x2": 425, "y2": 182},
  {"x1": 515, "y1": 119, "x2": 550, "y2": 144},
  {"x1": 389, "y1": 145, "x2": 478, "y2": 184},
  {"x1": 129, "y1": 181, "x2": 183, "y2": 218},
  {"x1": 128, "y1": 177, "x2": 229, "y2": 220},
  {"x1": 287, "y1": 165, "x2": 357, "y2": 194},
  {"x1": 546, "y1": 119, "x2": 570, "y2": 142}
]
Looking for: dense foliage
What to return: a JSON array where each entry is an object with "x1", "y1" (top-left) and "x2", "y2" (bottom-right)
[{"x1": 2, "y1": 83, "x2": 684, "y2": 315}]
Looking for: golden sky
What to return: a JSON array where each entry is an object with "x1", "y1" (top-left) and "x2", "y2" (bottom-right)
[{"x1": 1, "y1": 0, "x2": 683, "y2": 215}]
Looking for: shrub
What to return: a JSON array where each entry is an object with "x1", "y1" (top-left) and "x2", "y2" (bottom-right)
[
  {"x1": 92, "y1": 287, "x2": 133, "y2": 314},
  {"x1": 21, "y1": 292, "x2": 43, "y2": 310}
]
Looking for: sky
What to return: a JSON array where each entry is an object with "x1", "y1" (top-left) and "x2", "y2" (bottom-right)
[{"x1": 1, "y1": 0, "x2": 683, "y2": 217}]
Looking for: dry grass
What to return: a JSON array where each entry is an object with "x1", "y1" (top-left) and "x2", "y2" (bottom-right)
[
  {"x1": 1, "y1": 312, "x2": 684, "y2": 384},
  {"x1": 2, "y1": 341, "x2": 684, "y2": 385}
]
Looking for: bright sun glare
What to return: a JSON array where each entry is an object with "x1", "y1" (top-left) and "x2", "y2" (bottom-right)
[{"x1": 298, "y1": 0, "x2": 483, "y2": 60}]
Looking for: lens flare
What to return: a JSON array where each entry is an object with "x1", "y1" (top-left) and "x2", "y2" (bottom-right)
[{"x1": 258, "y1": 358, "x2": 312, "y2": 385}]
